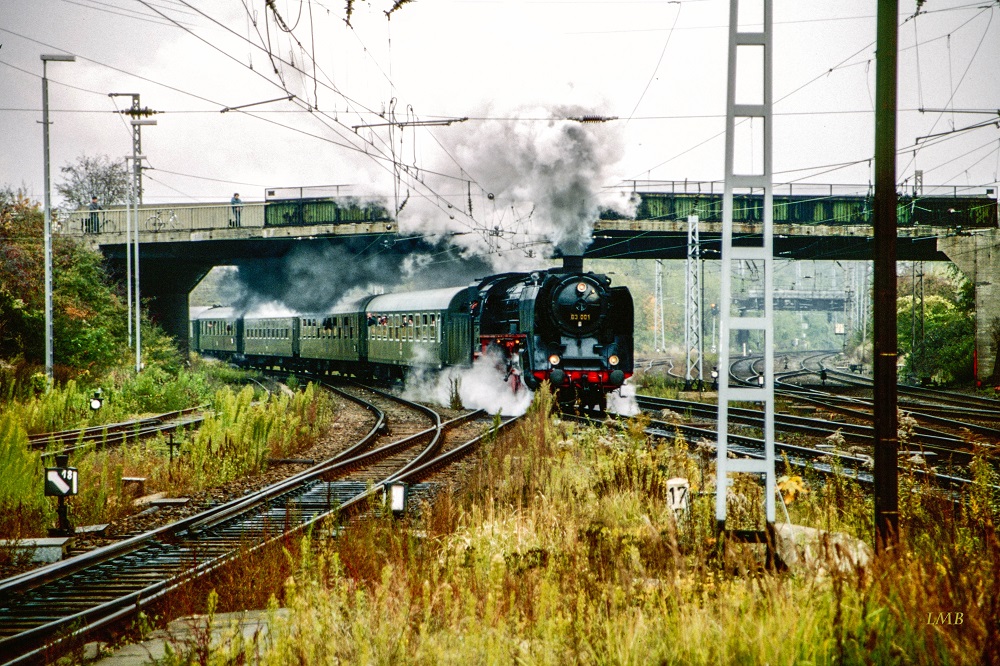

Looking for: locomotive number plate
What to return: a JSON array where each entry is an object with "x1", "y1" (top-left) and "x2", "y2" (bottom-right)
[{"x1": 569, "y1": 314, "x2": 591, "y2": 321}]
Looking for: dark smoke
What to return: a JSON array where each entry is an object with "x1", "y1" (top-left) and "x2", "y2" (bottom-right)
[{"x1": 230, "y1": 239, "x2": 494, "y2": 314}]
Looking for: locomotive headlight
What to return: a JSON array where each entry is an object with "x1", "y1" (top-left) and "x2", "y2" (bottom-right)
[
  {"x1": 608, "y1": 354, "x2": 620, "y2": 367},
  {"x1": 548, "y1": 354, "x2": 561, "y2": 366},
  {"x1": 576, "y1": 282, "x2": 587, "y2": 293}
]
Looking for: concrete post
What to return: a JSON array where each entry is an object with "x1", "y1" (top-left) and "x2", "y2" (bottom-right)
[{"x1": 939, "y1": 229, "x2": 1000, "y2": 384}]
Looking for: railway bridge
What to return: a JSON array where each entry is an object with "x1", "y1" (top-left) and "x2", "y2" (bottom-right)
[{"x1": 60, "y1": 184, "x2": 999, "y2": 378}]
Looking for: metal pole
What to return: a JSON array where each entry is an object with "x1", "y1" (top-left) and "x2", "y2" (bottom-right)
[
  {"x1": 111, "y1": 94, "x2": 142, "y2": 350},
  {"x1": 40, "y1": 54, "x2": 75, "y2": 389},
  {"x1": 654, "y1": 260, "x2": 665, "y2": 352},
  {"x1": 911, "y1": 262, "x2": 916, "y2": 379},
  {"x1": 685, "y1": 215, "x2": 702, "y2": 386},
  {"x1": 125, "y1": 158, "x2": 133, "y2": 348},
  {"x1": 128, "y1": 118, "x2": 155, "y2": 374},
  {"x1": 134, "y1": 154, "x2": 141, "y2": 374},
  {"x1": 873, "y1": 0, "x2": 900, "y2": 549}
]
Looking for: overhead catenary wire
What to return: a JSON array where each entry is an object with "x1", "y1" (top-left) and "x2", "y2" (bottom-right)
[
  {"x1": 153, "y1": 0, "x2": 532, "y2": 250},
  {"x1": 53, "y1": 0, "x2": 195, "y2": 27},
  {"x1": 631, "y1": 2, "x2": 995, "y2": 182},
  {"x1": 625, "y1": 1, "x2": 682, "y2": 124},
  {"x1": 4, "y1": 2, "x2": 994, "y2": 254},
  {"x1": 901, "y1": 6, "x2": 996, "y2": 178}
]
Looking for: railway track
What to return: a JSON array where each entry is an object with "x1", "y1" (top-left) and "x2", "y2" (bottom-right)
[
  {"x1": 0, "y1": 381, "x2": 512, "y2": 665},
  {"x1": 631, "y1": 397, "x2": 978, "y2": 491},
  {"x1": 644, "y1": 372, "x2": 993, "y2": 479},
  {"x1": 28, "y1": 407, "x2": 207, "y2": 458},
  {"x1": 733, "y1": 353, "x2": 1000, "y2": 464}
]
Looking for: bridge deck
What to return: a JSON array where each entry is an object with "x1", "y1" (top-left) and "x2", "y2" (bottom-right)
[
  {"x1": 57, "y1": 189, "x2": 996, "y2": 243},
  {"x1": 57, "y1": 201, "x2": 397, "y2": 245}
]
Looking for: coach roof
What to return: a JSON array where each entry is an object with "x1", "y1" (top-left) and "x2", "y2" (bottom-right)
[{"x1": 365, "y1": 285, "x2": 475, "y2": 314}]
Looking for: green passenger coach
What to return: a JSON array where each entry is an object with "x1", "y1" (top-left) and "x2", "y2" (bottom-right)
[
  {"x1": 298, "y1": 306, "x2": 368, "y2": 374},
  {"x1": 364, "y1": 286, "x2": 476, "y2": 377},
  {"x1": 243, "y1": 316, "x2": 299, "y2": 362}
]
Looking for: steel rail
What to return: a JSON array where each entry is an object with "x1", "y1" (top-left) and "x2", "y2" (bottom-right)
[
  {"x1": 27, "y1": 406, "x2": 207, "y2": 448},
  {"x1": 0, "y1": 386, "x2": 390, "y2": 665},
  {"x1": 0, "y1": 380, "x2": 496, "y2": 666}
]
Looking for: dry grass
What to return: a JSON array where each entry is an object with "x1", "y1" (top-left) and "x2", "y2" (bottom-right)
[{"x1": 140, "y1": 386, "x2": 1000, "y2": 664}]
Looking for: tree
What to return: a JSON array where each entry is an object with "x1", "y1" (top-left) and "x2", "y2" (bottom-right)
[
  {"x1": 896, "y1": 289, "x2": 975, "y2": 385},
  {"x1": 55, "y1": 154, "x2": 130, "y2": 209},
  {"x1": 1, "y1": 189, "x2": 129, "y2": 384}
]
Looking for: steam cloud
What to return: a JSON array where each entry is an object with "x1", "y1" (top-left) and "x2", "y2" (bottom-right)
[
  {"x1": 606, "y1": 380, "x2": 639, "y2": 416},
  {"x1": 227, "y1": 105, "x2": 635, "y2": 312},
  {"x1": 399, "y1": 104, "x2": 637, "y2": 263},
  {"x1": 402, "y1": 345, "x2": 534, "y2": 417}
]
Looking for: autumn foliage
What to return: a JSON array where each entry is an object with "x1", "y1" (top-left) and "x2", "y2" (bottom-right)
[{"x1": 1, "y1": 188, "x2": 128, "y2": 391}]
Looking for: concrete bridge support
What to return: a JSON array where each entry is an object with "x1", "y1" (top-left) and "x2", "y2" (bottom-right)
[
  {"x1": 104, "y1": 256, "x2": 211, "y2": 356},
  {"x1": 141, "y1": 261, "x2": 213, "y2": 355},
  {"x1": 939, "y1": 229, "x2": 1000, "y2": 384}
]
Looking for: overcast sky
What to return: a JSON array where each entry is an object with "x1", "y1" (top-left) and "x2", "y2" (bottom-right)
[{"x1": 1, "y1": 0, "x2": 997, "y2": 224}]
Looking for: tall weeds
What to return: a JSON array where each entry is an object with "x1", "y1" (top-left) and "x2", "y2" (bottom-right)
[
  {"x1": 226, "y1": 386, "x2": 1000, "y2": 665},
  {"x1": 0, "y1": 413, "x2": 52, "y2": 544},
  {"x1": 0, "y1": 382, "x2": 333, "y2": 538}
]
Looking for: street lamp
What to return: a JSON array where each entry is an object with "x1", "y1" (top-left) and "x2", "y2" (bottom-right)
[
  {"x1": 41, "y1": 53, "x2": 75, "y2": 389},
  {"x1": 128, "y1": 118, "x2": 155, "y2": 374}
]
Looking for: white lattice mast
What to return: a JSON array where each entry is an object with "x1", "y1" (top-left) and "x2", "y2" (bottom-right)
[
  {"x1": 685, "y1": 215, "x2": 703, "y2": 385},
  {"x1": 716, "y1": 0, "x2": 776, "y2": 531},
  {"x1": 653, "y1": 260, "x2": 666, "y2": 352}
]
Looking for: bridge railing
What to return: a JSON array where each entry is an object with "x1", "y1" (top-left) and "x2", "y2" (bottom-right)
[
  {"x1": 603, "y1": 189, "x2": 998, "y2": 228},
  {"x1": 57, "y1": 202, "x2": 265, "y2": 237},
  {"x1": 617, "y1": 180, "x2": 994, "y2": 198}
]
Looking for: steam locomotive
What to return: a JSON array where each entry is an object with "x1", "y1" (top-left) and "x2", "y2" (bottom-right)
[{"x1": 191, "y1": 264, "x2": 633, "y2": 409}]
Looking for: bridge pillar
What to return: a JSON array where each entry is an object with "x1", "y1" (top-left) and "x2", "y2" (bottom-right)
[
  {"x1": 939, "y1": 229, "x2": 1000, "y2": 384},
  {"x1": 139, "y1": 261, "x2": 212, "y2": 355}
]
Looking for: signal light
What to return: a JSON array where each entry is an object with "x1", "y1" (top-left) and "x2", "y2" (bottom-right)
[
  {"x1": 608, "y1": 354, "x2": 620, "y2": 366},
  {"x1": 548, "y1": 354, "x2": 561, "y2": 366}
]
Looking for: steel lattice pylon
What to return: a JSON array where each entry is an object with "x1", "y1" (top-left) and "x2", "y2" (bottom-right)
[
  {"x1": 685, "y1": 215, "x2": 703, "y2": 385},
  {"x1": 653, "y1": 259, "x2": 666, "y2": 352}
]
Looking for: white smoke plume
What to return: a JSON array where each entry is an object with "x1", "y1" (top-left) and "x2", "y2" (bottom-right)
[
  {"x1": 606, "y1": 380, "x2": 639, "y2": 416},
  {"x1": 398, "y1": 104, "x2": 637, "y2": 268},
  {"x1": 401, "y1": 345, "x2": 533, "y2": 417}
]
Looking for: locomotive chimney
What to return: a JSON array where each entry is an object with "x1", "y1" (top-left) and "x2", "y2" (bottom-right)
[{"x1": 561, "y1": 255, "x2": 584, "y2": 273}]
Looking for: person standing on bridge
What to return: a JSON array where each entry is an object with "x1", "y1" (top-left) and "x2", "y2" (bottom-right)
[
  {"x1": 87, "y1": 196, "x2": 101, "y2": 234},
  {"x1": 230, "y1": 193, "x2": 242, "y2": 228}
]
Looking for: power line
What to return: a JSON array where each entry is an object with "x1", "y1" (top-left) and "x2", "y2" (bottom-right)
[
  {"x1": 54, "y1": 0, "x2": 194, "y2": 27},
  {"x1": 625, "y1": 1, "x2": 682, "y2": 123}
]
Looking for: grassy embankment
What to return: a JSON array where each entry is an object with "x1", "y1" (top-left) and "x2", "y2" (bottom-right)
[
  {"x1": 0, "y1": 361, "x2": 335, "y2": 548},
  {"x1": 165, "y1": 385, "x2": 997, "y2": 665}
]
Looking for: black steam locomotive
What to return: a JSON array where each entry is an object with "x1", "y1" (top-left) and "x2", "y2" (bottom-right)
[{"x1": 192, "y1": 265, "x2": 633, "y2": 409}]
